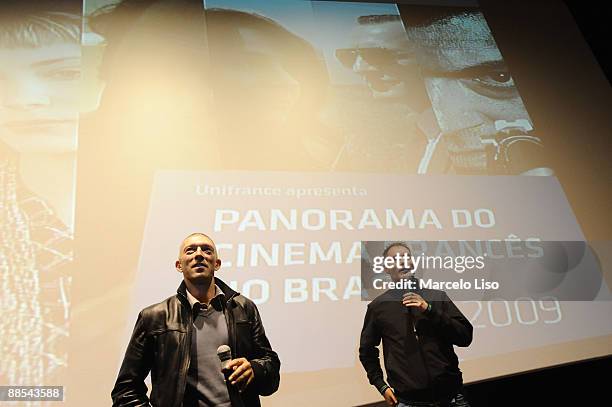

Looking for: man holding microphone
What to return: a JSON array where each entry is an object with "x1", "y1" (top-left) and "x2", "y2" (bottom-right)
[
  {"x1": 359, "y1": 242, "x2": 473, "y2": 407},
  {"x1": 112, "y1": 233, "x2": 280, "y2": 407}
]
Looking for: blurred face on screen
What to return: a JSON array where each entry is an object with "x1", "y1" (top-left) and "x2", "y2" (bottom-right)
[
  {"x1": 206, "y1": 10, "x2": 330, "y2": 168},
  {"x1": 384, "y1": 244, "x2": 414, "y2": 283},
  {"x1": 211, "y1": 20, "x2": 302, "y2": 128},
  {"x1": 236, "y1": 26, "x2": 301, "y2": 124},
  {"x1": 338, "y1": 17, "x2": 419, "y2": 101},
  {"x1": 0, "y1": 42, "x2": 81, "y2": 153},
  {"x1": 408, "y1": 11, "x2": 532, "y2": 172},
  {"x1": 176, "y1": 234, "x2": 221, "y2": 285}
]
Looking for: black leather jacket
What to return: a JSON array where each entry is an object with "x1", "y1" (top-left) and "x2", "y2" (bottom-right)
[{"x1": 111, "y1": 278, "x2": 280, "y2": 407}]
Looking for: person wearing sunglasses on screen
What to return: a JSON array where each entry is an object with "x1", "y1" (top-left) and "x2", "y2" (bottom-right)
[
  {"x1": 335, "y1": 14, "x2": 447, "y2": 174},
  {"x1": 335, "y1": 14, "x2": 428, "y2": 106}
]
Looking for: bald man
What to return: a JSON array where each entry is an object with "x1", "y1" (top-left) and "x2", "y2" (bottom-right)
[{"x1": 112, "y1": 233, "x2": 280, "y2": 407}]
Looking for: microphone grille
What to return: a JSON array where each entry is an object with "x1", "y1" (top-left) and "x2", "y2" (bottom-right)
[{"x1": 217, "y1": 345, "x2": 231, "y2": 359}]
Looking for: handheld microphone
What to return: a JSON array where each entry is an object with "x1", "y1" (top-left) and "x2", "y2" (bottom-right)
[
  {"x1": 401, "y1": 275, "x2": 419, "y2": 315},
  {"x1": 217, "y1": 345, "x2": 232, "y2": 378},
  {"x1": 400, "y1": 269, "x2": 418, "y2": 314},
  {"x1": 406, "y1": 275, "x2": 420, "y2": 294}
]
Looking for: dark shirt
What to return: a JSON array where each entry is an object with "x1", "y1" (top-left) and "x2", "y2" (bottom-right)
[
  {"x1": 359, "y1": 288, "x2": 473, "y2": 403},
  {"x1": 183, "y1": 286, "x2": 231, "y2": 407}
]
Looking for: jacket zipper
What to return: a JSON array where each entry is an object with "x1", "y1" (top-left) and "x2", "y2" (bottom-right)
[
  {"x1": 412, "y1": 315, "x2": 437, "y2": 405},
  {"x1": 224, "y1": 294, "x2": 245, "y2": 407},
  {"x1": 177, "y1": 305, "x2": 194, "y2": 407},
  {"x1": 225, "y1": 295, "x2": 238, "y2": 359}
]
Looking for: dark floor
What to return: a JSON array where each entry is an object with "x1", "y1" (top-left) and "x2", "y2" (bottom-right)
[
  {"x1": 464, "y1": 355, "x2": 611, "y2": 406},
  {"x1": 359, "y1": 355, "x2": 612, "y2": 406}
]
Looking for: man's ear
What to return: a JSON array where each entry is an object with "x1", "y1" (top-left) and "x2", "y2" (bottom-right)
[
  {"x1": 214, "y1": 258, "x2": 222, "y2": 271},
  {"x1": 176, "y1": 260, "x2": 182, "y2": 273}
]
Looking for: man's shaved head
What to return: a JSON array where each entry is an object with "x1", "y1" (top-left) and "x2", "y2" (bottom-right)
[{"x1": 178, "y1": 232, "x2": 215, "y2": 256}]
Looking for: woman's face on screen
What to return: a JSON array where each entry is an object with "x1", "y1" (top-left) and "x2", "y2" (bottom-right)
[
  {"x1": 212, "y1": 26, "x2": 301, "y2": 128},
  {"x1": 0, "y1": 42, "x2": 81, "y2": 153}
]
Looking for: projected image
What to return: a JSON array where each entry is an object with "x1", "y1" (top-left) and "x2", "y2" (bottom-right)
[
  {"x1": 203, "y1": 0, "x2": 342, "y2": 170},
  {"x1": 402, "y1": 6, "x2": 551, "y2": 175},
  {"x1": 0, "y1": 0, "x2": 83, "y2": 386},
  {"x1": 84, "y1": 0, "x2": 217, "y2": 156},
  {"x1": 314, "y1": 1, "x2": 434, "y2": 172},
  {"x1": 79, "y1": 0, "x2": 554, "y2": 177},
  {"x1": 334, "y1": 15, "x2": 425, "y2": 103},
  {"x1": 200, "y1": 1, "x2": 552, "y2": 176}
]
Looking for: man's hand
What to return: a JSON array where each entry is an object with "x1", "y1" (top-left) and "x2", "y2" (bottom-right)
[
  {"x1": 402, "y1": 292, "x2": 429, "y2": 312},
  {"x1": 226, "y1": 358, "x2": 254, "y2": 392},
  {"x1": 383, "y1": 387, "x2": 398, "y2": 406}
]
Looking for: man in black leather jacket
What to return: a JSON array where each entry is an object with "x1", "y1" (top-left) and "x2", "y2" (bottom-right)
[{"x1": 111, "y1": 233, "x2": 280, "y2": 407}]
